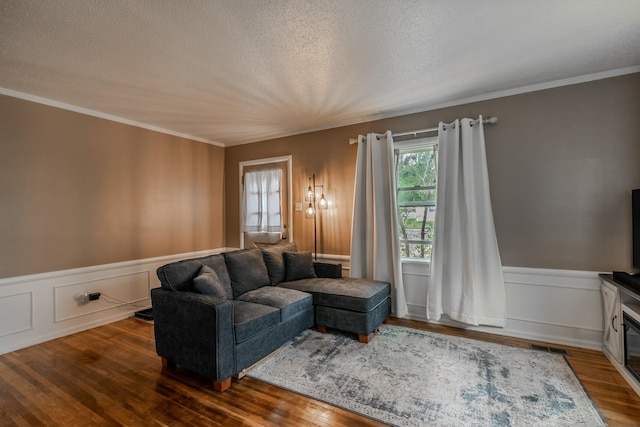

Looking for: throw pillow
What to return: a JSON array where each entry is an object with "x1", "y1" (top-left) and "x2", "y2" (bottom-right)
[
  {"x1": 261, "y1": 242, "x2": 298, "y2": 285},
  {"x1": 224, "y1": 248, "x2": 271, "y2": 298},
  {"x1": 198, "y1": 253, "x2": 233, "y2": 299},
  {"x1": 193, "y1": 265, "x2": 227, "y2": 299},
  {"x1": 284, "y1": 251, "x2": 317, "y2": 282}
]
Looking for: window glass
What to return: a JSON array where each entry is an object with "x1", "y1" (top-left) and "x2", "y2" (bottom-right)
[{"x1": 395, "y1": 141, "x2": 437, "y2": 261}]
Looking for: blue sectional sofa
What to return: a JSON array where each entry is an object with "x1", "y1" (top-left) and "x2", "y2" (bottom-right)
[{"x1": 151, "y1": 243, "x2": 391, "y2": 391}]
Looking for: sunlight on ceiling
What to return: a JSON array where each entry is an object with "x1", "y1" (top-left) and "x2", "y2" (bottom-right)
[{"x1": 1, "y1": 0, "x2": 639, "y2": 146}]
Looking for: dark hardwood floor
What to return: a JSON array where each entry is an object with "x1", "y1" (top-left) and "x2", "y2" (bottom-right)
[{"x1": 1, "y1": 317, "x2": 639, "y2": 426}]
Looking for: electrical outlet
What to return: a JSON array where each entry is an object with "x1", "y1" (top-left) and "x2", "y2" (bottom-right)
[{"x1": 80, "y1": 292, "x2": 101, "y2": 302}]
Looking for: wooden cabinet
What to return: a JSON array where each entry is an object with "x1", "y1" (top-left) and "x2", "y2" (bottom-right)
[{"x1": 602, "y1": 279, "x2": 622, "y2": 363}]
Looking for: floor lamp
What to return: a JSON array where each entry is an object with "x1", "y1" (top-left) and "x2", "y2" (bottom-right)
[{"x1": 305, "y1": 174, "x2": 328, "y2": 260}]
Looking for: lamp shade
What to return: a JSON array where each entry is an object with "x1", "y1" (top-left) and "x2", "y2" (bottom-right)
[
  {"x1": 318, "y1": 193, "x2": 328, "y2": 209},
  {"x1": 305, "y1": 202, "x2": 315, "y2": 218}
]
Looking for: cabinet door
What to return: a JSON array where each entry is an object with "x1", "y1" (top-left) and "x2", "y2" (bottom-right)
[{"x1": 602, "y1": 281, "x2": 622, "y2": 363}]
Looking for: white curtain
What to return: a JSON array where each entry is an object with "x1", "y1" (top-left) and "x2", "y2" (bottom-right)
[
  {"x1": 427, "y1": 116, "x2": 506, "y2": 327},
  {"x1": 242, "y1": 169, "x2": 282, "y2": 232},
  {"x1": 351, "y1": 131, "x2": 408, "y2": 318}
]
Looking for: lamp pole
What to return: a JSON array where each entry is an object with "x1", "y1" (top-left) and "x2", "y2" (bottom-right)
[
  {"x1": 306, "y1": 173, "x2": 327, "y2": 260},
  {"x1": 312, "y1": 174, "x2": 317, "y2": 260}
]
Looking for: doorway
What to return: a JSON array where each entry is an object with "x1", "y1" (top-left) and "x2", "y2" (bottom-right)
[{"x1": 239, "y1": 156, "x2": 292, "y2": 249}]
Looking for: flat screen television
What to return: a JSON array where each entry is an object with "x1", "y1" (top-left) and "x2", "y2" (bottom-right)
[
  {"x1": 634, "y1": 189, "x2": 640, "y2": 269},
  {"x1": 613, "y1": 190, "x2": 640, "y2": 289}
]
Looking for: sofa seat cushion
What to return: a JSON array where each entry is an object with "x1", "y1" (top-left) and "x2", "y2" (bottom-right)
[
  {"x1": 237, "y1": 287, "x2": 312, "y2": 322},
  {"x1": 232, "y1": 300, "x2": 280, "y2": 344},
  {"x1": 279, "y1": 278, "x2": 390, "y2": 313}
]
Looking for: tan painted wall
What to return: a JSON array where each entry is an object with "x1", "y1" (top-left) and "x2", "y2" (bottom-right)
[
  {"x1": 225, "y1": 125, "x2": 365, "y2": 257},
  {"x1": 2, "y1": 73, "x2": 638, "y2": 278},
  {"x1": 0, "y1": 95, "x2": 225, "y2": 279},
  {"x1": 225, "y1": 73, "x2": 640, "y2": 272}
]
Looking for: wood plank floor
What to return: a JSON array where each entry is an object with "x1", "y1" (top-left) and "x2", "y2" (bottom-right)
[{"x1": 1, "y1": 317, "x2": 639, "y2": 426}]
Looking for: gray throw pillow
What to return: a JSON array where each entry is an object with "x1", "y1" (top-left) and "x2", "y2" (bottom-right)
[
  {"x1": 261, "y1": 242, "x2": 298, "y2": 285},
  {"x1": 284, "y1": 251, "x2": 317, "y2": 282},
  {"x1": 193, "y1": 265, "x2": 227, "y2": 299},
  {"x1": 198, "y1": 253, "x2": 233, "y2": 299}
]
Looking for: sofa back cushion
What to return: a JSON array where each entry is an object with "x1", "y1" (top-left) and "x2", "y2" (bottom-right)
[
  {"x1": 261, "y1": 242, "x2": 298, "y2": 285},
  {"x1": 157, "y1": 259, "x2": 203, "y2": 292},
  {"x1": 156, "y1": 253, "x2": 233, "y2": 297},
  {"x1": 224, "y1": 248, "x2": 271, "y2": 298}
]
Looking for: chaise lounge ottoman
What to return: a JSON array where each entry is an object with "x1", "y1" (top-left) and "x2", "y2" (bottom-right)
[{"x1": 278, "y1": 263, "x2": 391, "y2": 343}]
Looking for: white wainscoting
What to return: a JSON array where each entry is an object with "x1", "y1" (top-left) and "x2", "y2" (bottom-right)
[
  {"x1": 0, "y1": 292, "x2": 33, "y2": 337},
  {"x1": 0, "y1": 249, "x2": 605, "y2": 354},
  {"x1": 0, "y1": 248, "x2": 231, "y2": 355},
  {"x1": 402, "y1": 264, "x2": 605, "y2": 351}
]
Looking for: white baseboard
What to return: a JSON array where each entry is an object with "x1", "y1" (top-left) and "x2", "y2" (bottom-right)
[{"x1": 0, "y1": 248, "x2": 232, "y2": 355}]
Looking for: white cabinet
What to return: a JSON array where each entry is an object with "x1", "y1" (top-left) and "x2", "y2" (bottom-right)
[{"x1": 601, "y1": 280, "x2": 622, "y2": 363}]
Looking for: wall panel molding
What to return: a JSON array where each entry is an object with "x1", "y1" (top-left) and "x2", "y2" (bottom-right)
[
  {"x1": 0, "y1": 292, "x2": 33, "y2": 337},
  {"x1": 402, "y1": 265, "x2": 604, "y2": 350},
  {"x1": 54, "y1": 271, "x2": 150, "y2": 322},
  {"x1": 0, "y1": 248, "x2": 230, "y2": 355},
  {"x1": 0, "y1": 251, "x2": 606, "y2": 354}
]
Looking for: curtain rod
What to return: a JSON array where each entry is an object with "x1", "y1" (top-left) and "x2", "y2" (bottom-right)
[{"x1": 349, "y1": 116, "x2": 498, "y2": 144}]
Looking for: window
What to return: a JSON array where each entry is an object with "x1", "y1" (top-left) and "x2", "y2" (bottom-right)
[
  {"x1": 242, "y1": 169, "x2": 282, "y2": 233},
  {"x1": 395, "y1": 138, "x2": 438, "y2": 261}
]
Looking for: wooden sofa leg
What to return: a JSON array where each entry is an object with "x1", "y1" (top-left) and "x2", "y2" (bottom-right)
[
  {"x1": 213, "y1": 377, "x2": 232, "y2": 392},
  {"x1": 161, "y1": 357, "x2": 176, "y2": 369},
  {"x1": 317, "y1": 325, "x2": 327, "y2": 334},
  {"x1": 358, "y1": 334, "x2": 370, "y2": 344}
]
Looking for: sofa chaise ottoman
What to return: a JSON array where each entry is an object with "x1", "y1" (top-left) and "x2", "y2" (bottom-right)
[
  {"x1": 151, "y1": 243, "x2": 390, "y2": 391},
  {"x1": 279, "y1": 277, "x2": 390, "y2": 343}
]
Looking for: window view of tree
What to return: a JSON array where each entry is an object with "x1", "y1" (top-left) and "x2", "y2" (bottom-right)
[{"x1": 395, "y1": 144, "x2": 437, "y2": 260}]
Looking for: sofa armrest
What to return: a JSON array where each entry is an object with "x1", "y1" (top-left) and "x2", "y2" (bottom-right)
[
  {"x1": 151, "y1": 288, "x2": 235, "y2": 382},
  {"x1": 313, "y1": 261, "x2": 343, "y2": 279}
]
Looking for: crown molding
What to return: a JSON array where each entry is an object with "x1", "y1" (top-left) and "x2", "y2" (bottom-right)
[
  {"x1": 0, "y1": 87, "x2": 224, "y2": 147},
  {"x1": 225, "y1": 65, "x2": 640, "y2": 146},
  {"x1": 3, "y1": 65, "x2": 639, "y2": 148}
]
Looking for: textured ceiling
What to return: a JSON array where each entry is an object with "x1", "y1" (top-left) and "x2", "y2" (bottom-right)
[{"x1": 1, "y1": 0, "x2": 639, "y2": 146}]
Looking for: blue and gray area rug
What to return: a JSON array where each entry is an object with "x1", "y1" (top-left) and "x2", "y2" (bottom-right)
[{"x1": 247, "y1": 325, "x2": 606, "y2": 426}]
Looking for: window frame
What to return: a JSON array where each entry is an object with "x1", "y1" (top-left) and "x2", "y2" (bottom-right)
[
  {"x1": 238, "y1": 155, "x2": 293, "y2": 249},
  {"x1": 394, "y1": 136, "x2": 438, "y2": 263}
]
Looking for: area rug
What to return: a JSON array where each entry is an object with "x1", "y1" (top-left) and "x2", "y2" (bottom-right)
[{"x1": 247, "y1": 325, "x2": 606, "y2": 426}]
